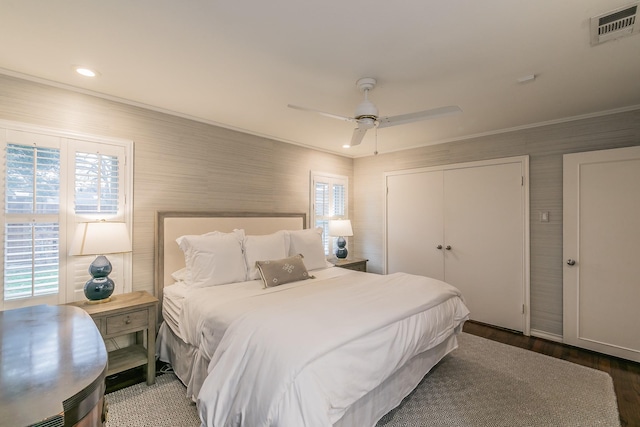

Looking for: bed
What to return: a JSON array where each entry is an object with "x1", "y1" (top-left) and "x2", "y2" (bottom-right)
[{"x1": 154, "y1": 211, "x2": 470, "y2": 427}]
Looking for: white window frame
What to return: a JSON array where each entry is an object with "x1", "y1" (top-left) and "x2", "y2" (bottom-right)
[
  {"x1": 310, "y1": 171, "x2": 349, "y2": 256},
  {"x1": 0, "y1": 120, "x2": 133, "y2": 311}
]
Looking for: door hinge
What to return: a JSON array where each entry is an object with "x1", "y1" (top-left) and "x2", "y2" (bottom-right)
[
  {"x1": 522, "y1": 304, "x2": 525, "y2": 314},
  {"x1": 521, "y1": 176, "x2": 524, "y2": 186}
]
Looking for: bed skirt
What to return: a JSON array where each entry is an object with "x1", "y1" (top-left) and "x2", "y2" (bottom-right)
[{"x1": 156, "y1": 322, "x2": 209, "y2": 402}]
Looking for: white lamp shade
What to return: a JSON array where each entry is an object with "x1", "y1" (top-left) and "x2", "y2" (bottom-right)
[
  {"x1": 328, "y1": 219, "x2": 353, "y2": 237},
  {"x1": 69, "y1": 222, "x2": 132, "y2": 256}
]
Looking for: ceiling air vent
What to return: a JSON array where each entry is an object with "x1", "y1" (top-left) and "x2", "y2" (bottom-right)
[{"x1": 591, "y1": 3, "x2": 639, "y2": 45}]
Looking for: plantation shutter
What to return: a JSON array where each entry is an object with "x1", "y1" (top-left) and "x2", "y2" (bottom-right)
[
  {"x1": 75, "y1": 152, "x2": 120, "y2": 214},
  {"x1": 333, "y1": 183, "x2": 346, "y2": 217},
  {"x1": 2, "y1": 131, "x2": 63, "y2": 306},
  {"x1": 1, "y1": 123, "x2": 133, "y2": 310},
  {"x1": 67, "y1": 139, "x2": 130, "y2": 302},
  {"x1": 311, "y1": 172, "x2": 348, "y2": 255}
]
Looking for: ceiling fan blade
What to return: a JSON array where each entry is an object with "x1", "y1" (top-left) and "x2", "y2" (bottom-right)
[
  {"x1": 377, "y1": 105, "x2": 462, "y2": 129},
  {"x1": 349, "y1": 127, "x2": 368, "y2": 146},
  {"x1": 287, "y1": 104, "x2": 355, "y2": 122}
]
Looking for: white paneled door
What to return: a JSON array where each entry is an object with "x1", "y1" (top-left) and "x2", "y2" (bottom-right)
[
  {"x1": 386, "y1": 170, "x2": 444, "y2": 279},
  {"x1": 443, "y1": 163, "x2": 525, "y2": 332},
  {"x1": 386, "y1": 157, "x2": 529, "y2": 333},
  {"x1": 563, "y1": 146, "x2": 640, "y2": 362}
]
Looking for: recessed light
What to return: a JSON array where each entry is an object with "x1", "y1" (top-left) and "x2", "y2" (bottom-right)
[
  {"x1": 75, "y1": 67, "x2": 98, "y2": 77},
  {"x1": 342, "y1": 144, "x2": 351, "y2": 149}
]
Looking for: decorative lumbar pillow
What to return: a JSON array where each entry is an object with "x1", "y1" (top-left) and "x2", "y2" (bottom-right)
[
  {"x1": 287, "y1": 228, "x2": 327, "y2": 271},
  {"x1": 256, "y1": 254, "x2": 312, "y2": 288},
  {"x1": 243, "y1": 230, "x2": 289, "y2": 280},
  {"x1": 176, "y1": 229, "x2": 247, "y2": 287}
]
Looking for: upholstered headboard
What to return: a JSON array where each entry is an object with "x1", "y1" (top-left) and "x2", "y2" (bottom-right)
[{"x1": 154, "y1": 211, "x2": 306, "y2": 311}]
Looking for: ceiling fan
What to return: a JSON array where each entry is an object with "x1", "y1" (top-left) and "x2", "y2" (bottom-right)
[{"x1": 288, "y1": 77, "x2": 462, "y2": 147}]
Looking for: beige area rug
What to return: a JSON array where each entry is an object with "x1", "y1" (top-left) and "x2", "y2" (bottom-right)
[{"x1": 106, "y1": 332, "x2": 620, "y2": 426}]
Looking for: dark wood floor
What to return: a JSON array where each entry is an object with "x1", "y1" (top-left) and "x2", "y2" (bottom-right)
[
  {"x1": 108, "y1": 322, "x2": 640, "y2": 426},
  {"x1": 463, "y1": 321, "x2": 640, "y2": 427}
]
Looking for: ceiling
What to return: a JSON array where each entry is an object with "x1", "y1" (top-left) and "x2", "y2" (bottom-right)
[{"x1": 1, "y1": 1, "x2": 639, "y2": 157}]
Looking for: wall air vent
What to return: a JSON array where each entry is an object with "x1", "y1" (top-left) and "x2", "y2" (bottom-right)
[{"x1": 591, "y1": 3, "x2": 639, "y2": 45}]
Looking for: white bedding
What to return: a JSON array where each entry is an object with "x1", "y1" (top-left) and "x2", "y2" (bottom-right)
[
  {"x1": 162, "y1": 281, "x2": 190, "y2": 340},
  {"x1": 179, "y1": 266, "x2": 350, "y2": 356},
  {"x1": 185, "y1": 268, "x2": 469, "y2": 427},
  {"x1": 163, "y1": 268, "x2": 356, "y2": 399}
]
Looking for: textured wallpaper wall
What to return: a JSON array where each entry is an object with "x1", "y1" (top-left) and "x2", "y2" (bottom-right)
[
  {"x1": 0, "y1": 74, "x2": 353, "y2": 296},
  {"x1": 353, "y1": 108, "x2": 640, "y2": 336}
]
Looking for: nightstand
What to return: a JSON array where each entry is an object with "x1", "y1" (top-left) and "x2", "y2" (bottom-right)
[
  {"x1": 66, "y1": 291, "x2": 158, "y2": 385},
  {"x1": 333, "y1": 257, "x2": 368, "y2": 272}
]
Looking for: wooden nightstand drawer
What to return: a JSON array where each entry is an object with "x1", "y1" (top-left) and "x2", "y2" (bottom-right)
[
  {"x1": 92, "y1": 317, "x2": 104, "y2": 334},
  {"x1": 332, "y1": 257, "x2": 368, "y2": 272},
  {"x1": 345, "y1": 262, "x2": 366, "y2": 272},
  {"x1": 106, "y1": 309, "x2": 148, "y2": 335}
]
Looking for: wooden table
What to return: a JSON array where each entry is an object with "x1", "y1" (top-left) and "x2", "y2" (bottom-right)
[{"x1": 0, "y1": 305, "x2": 108, "y2": 427}]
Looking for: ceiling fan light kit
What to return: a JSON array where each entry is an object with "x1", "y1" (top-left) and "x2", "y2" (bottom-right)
[{"x1": 288, "y1": 77, "x2": 462, "y2": 151}]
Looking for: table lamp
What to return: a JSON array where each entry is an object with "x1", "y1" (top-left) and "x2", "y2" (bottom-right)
[
  {"x1": 328, "y1": 219, "x2": 353, "y2": 259},
  {"x1": 69, "y1": 221, "x2": 132, "y2": 303}
]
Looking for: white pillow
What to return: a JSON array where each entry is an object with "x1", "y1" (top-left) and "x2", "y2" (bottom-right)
[
  {"x1": 176, "y1": 229, "x2": 246, "y2": 287},
  {"x1": 287, "y1": 228, "x2": 327, "y2": 271},
  {"x1": 243, "y1": 231, "x2": 289, "y2": 280},
  {"x1": 170, "y1": 267, "x2": 188, "y2": 283}
]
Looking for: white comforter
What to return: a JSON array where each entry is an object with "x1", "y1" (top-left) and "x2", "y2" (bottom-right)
[{"x1": 191, "y1": 269, "x2": 469, "y2": 427}]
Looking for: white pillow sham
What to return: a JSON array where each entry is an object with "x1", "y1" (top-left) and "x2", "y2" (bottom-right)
[
  {"x1": 176, "y1": 229, "x2": 246, "y2": 287},
  {"x1": 243, "y1": 231, "x2": 290, "y2": 280},
  {"x1": 171, "y1": 267, "x2": 188, "y2": 283},
  {"x1": 287, "y1": 227, "x2": 327, "y2": 271}
]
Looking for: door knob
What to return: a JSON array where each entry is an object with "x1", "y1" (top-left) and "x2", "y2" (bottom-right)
[
  {"x1": 567, "y1": 259, "x2": 576, "y2": 266},
  {"x1": 445, "y1": 245, "x2": 452, "y2": 250},
  {"x1": 436, "y1": 244, "x2": 443, "y2": 249}
]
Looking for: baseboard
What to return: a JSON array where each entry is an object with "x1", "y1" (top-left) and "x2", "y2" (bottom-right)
[{"x1": 530, "y1": 329, "x2": 563, "y2": 343}]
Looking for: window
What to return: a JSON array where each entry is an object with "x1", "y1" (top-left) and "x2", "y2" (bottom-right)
[
  {"x1": 1, "y1": 124, "x2": 133, "y2": 310},
  {"x1": 75, "y1": 152, "x2": 120, "y2": 214},
  {"x1": 310, "y1": 172, "x2": 348, "y2": 256},
  {"x1": 4, "y1": 144, "x2": 60, "y2": 301}
]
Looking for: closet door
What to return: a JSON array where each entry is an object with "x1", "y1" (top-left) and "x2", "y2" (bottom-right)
[
  {"x1": 386, "y1": 170, "x2": 444, "y2": 279},
  {"x1": 385, "y1": 157, "x2": 529, "y2": 333},
  {"x1": 563, "y1": 146, "x2": 640, "y2": 362},
  {"x1": 443, "y1": 162, "x2": 525, "y2": 332}
]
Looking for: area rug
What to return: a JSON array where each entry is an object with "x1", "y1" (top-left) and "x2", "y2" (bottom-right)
[{"x1": 106, "y1": 332, "x2": 620, "y2": 426}]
